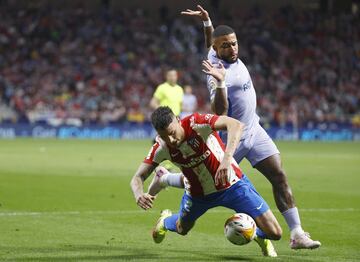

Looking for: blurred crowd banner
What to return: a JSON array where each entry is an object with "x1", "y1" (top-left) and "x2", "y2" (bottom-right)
[
  {"x1": 0, "y1": 123, "x2": 359, "y2": 141},
  {"x1": 0, "y1": 123, "x2": 156, "y2": 140}
]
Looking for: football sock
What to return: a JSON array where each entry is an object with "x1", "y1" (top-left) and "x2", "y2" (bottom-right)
[
  {"x1": 256, "y1": 227, "x2": 268, "y2": 239},
  {"x1": 164, "y1": 213, "x2": 179, "y2": 232},
  {"x1": 160, "y1": 173, "x2": 183, "y2": 188},
  {"x1": 281, "y1": 207, "x2": 305, "y2": 238}
]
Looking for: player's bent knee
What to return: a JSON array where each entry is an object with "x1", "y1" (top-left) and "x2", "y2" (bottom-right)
[
  {"x1": 271, "y1": 228, "x2": 282, "y2": 240},
  {"x1": 256, "y1": 211, "x2": 283, "y2": 240},
  {"x1": 176, "y1": 220, "x2": 193, "y2": 236},
  {"x1": 178, "y1": 230, "x2": 189, "y2": 236},
  {"x1": 268, "y1": 224, "x2": 282, "y2": 240},
  {"x1": 177, "y1": 226, "x2": 190, "y2": 236},
  {"x1": 270, "y1": 170, "x2": 289, "y2": 187}
]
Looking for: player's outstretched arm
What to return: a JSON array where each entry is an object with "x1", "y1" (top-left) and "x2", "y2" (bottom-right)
[
  {"x1": 130, "y1": 163, "x2": 156, "y2": 210},
  {"x1": 181, "y1": 5, "x2": 213, "y2": 49},
  {"x1": 202, "y1": 60, "x2": 229, "y2": 115},
  {"x1": 213, "y1": 116, "x2": 244, "y2": 186},
  {"x1": 213, "y1": 116, "x2": 244, "y2": 163}
]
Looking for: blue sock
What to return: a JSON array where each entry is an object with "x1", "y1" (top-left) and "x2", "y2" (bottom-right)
[
  {"x1": 256, "y1": 227, "x2": 268, "y2": 239},
  {"x1": 164, "y1": 214, "x2": 179, "y2": 232}
]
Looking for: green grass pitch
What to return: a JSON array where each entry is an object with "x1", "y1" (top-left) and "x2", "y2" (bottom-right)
[{"x1": 0, "y1": 139, "x2": 359, "y2": 261}]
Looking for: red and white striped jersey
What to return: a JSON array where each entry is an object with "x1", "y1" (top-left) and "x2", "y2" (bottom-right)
[{"x1": 144, "y1": 113, "x2": 243, "y2": 197}]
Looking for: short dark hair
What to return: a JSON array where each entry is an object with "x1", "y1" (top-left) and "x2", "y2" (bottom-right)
[
  {"x1": 212, "y1": 25, "x2": 235, "y2": 38},
  {"x1": 151, "y1": 106, "x2": 175, "y2": 130}
]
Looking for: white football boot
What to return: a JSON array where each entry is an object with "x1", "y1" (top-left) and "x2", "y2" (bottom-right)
[{"x1": 290, "y1": 232, "x2": 321, "y2": 249}]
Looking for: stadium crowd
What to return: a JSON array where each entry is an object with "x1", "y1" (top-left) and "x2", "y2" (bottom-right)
[{"x1": 0, "y1": 4, "x2": 359, "y2": 127}]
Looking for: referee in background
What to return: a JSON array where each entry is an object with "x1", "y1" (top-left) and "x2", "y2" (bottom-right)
[
  {"x1": 150, "y1": 69, "x2": 184, "y2": 171},
  {"x1": 150, "y1": 69, "x2": 184, "y2": 117}
]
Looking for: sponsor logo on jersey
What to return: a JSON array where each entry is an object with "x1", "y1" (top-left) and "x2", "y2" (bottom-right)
[
  {"x1": 188, "y1": 137, "x2": 200, "y2": 148},
  {"x1": 179, "y1": 150, "x2": 211, "y2": 168}
]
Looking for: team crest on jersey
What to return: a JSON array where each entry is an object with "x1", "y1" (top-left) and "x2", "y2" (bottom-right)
[{"x1": 188, "y1": 137, "x2": 200, "y2": 148}]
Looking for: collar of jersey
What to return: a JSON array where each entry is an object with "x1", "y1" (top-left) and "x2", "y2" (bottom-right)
[{"x1": 212, "y1": 55, "x2": 238, "y2": 69}]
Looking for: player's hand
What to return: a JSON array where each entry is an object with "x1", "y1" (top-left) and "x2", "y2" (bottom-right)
[
  {"x1": 202, "y1": 60, "x2": 226, "y2": 82},
  {"x1": 215, "y1": 160, "x2": 231, "y2": 187},
  {"x1": 181, "y1": 5, "x2": 210, "y2": 21},
  {"x1": 136, "y1": 193, "x2": 155, "y2": 210}
]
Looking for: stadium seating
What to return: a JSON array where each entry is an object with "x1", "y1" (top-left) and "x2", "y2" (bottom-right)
[{"x1": 0, "y1": 4, "x2": 358, "y2": 127}]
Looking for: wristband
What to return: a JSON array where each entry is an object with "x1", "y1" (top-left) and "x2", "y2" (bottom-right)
[
  {"x1": 203, "y1": 19, "x2": 212, "y2": 27},
  {"x1": 217, "y1": 81, "x2": 226, "y2": 89}
]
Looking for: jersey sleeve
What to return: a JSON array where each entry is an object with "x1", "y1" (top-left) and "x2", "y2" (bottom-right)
[
  {"x1": 143, "y1": 141, "x2": 167, "y2": 166},
  {"x1": 177, "y1": 86, "x2": 184, "y2": 103},
  {"x1": 192, "y1": 113, "x2": 219, "y2": 130},
  {"x1": 207, "y1": 47, "x2": 218, "y2": 61},
  {"x1": 153, "y1": 85, "x2": 164, "y2": 101}
]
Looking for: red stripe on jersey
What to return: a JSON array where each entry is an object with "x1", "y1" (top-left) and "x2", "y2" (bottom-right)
[
  {"x1": 203, "y1": 152, "x2": 232, "y2": 190},
  {"x1": 213, "y1": 131, "x2": 226, "y2": 151},
  {"x1": 188, "y1": 113, "x2": 219, "y2": 129},
  {"x1": 185, "y1": 131, "x2": 218, "y2": 179},
  {"x1": 232, "y1": 163, "x2": 243, "y2": 179},
  {"x1": 213, "y1": 130, "x2": 243, "y2": 178},
  {"x1": 185, "y1": 130, "x2": 231, "y2": 191},
  {"x1": 181, "y1": 113, "x2": 219, "y2": 137},
  {"x1": 182, "y1": 167, "x2": 204, "y2": 197},
  {"x1": 208, "y1": 114, "x2": 219, "y2": 128},
  {"x1": 143, "y1": 142, "x2": 160, "y2": 165},
  {"x1": 181, "y1": 115, "x2": 192, "y2": 137}
]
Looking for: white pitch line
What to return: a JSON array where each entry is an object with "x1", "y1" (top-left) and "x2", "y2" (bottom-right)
[{"x1": 0, "y1": 208, "x2": 358, "y2": 217}]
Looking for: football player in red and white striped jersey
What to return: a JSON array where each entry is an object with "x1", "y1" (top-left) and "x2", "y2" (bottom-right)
[{"x1": 130, "y1": 106, "x2": 282, "y2": 257}]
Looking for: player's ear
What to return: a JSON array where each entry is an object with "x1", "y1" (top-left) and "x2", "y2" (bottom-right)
[{"x1": 176, "y1": 116, "x2": 180, "y2": 122}]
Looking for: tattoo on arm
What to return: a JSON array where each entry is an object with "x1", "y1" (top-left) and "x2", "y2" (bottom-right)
[{"x1": 204, "y1": 26, "x2": 214, "y2": 50}]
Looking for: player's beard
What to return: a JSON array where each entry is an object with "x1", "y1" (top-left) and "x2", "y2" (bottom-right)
[{"x1": 220, "y1": 53, "x2": 238, "y2": 64}]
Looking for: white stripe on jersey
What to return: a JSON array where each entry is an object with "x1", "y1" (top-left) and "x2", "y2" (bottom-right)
[
  {"x1": 206, "y1": 133, "x2": 224, "y2": 161},
  {"x1": 144, "y1": 113, "x2": 243, "y2": 197},
  {"x1": 206, "y1": 134, "x2": 241, "y2": 186},
  {"x1": 189, "y1": 163, "x2": 217, "y2": 195}
]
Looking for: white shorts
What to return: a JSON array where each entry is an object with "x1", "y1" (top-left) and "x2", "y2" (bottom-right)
[{"x1": 232, "y1": 124, "x2": 280, "y2": 167}]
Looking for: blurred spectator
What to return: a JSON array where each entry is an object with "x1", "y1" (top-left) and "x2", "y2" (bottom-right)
[
  {"x1": 0, "y1": 4, "x2": 358, "y2": 127},
  {"x1": 181, "y1": 85, "x2": 197, "y2": 118},
  {"x1": 352, "y1": 114, "x2": 360, "y2": 128},
  {"x1": 149, "y1": 69, "x2": 184, "y2": 117}
]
